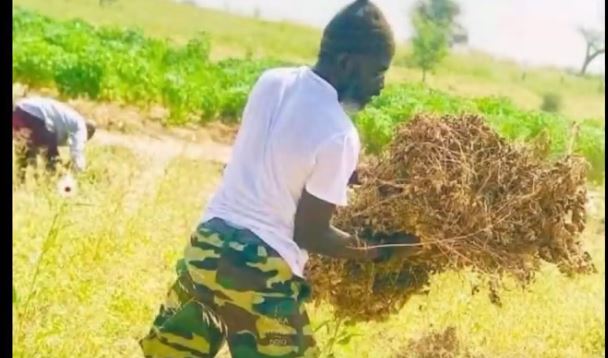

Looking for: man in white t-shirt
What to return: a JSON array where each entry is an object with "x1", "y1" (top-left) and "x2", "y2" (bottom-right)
[
  {"x1": 12, "y1": 96, "x2": 96, "y2": 179},
  {"x1": 141, "y1": 1, "x2": 417, "y2": 357}
]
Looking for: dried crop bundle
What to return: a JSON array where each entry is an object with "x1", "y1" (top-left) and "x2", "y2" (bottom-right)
[{"x1": 306, "y1": 113, "x2": 595, "y2": 321}]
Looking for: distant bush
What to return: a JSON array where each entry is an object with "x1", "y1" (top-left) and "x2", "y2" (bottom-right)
[{"x1": 541, "y1": 92, "x2": 562, "y2": 113}]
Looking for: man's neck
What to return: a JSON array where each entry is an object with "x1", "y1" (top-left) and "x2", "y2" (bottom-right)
[
  {"x1": 312, "y1": 61, "x2": 343, "y2": 102},
  {"x1": 312, "y1": 63, "x2": 336, "y2": 89}
]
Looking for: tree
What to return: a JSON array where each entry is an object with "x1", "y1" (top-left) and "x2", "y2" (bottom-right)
[
  {"x1": 578, "y1": 27, "x2": 605, "y2": 75},
  {"x1": 409, "y1": 0, "x2": 465, "y2": 82},
  {"x1": 578, "y1": 0, "x2": 605, "y2": 75},
  {"x1": 415, "y1": 0, "x2": 467, "y2": 47},
  {"x1": 415, "y1": 0, "x2": 459, "y2": 23},
  {"x1": 410, "y1": 12, "x2": 449, "y2": 82}
]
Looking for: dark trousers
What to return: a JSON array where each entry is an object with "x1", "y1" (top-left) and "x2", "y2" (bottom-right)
[{"x1": 12, "y1": 108, "x2": 59, "y2": 180}]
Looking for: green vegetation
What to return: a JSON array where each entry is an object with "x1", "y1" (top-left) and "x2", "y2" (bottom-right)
[
  {"x1": 409, "y1": 0, "x2": 462, "y2": 81},
  {"x1": 12, "y1": 8, "x2": 605, "y2": 182},
  {"x1": 13, "y1": 8, "x2": 283, "y2": 124},
  {"x1": 12, "y1": 0, "x2": 320, "y2": 61},
  {"x1": 13, "y1": 0, "x2": 605, "y2": 120},
  {"x1": 410, "y1": 12, "x2": 449, "y2": 82},
  {"x1": 540, "y1": 92, "x2": 563, "y2": 113}
]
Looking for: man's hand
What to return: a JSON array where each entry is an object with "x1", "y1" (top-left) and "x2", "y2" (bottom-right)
[
  {"x1": 347, "y1": 164, "x2": 370, "y2": 187},
  {"x1": 294, "y1": 189, "x2": 422, "y2": 263},
  {"x1": 365, "y1": 232, "x2": 422, "y2": 263},
  {"x1": 294, "y1": 189, "x2": 383, "y2": 261}
]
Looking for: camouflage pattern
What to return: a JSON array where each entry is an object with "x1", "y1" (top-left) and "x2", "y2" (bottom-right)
[{"x1": 140, "y1": 218, "x2": 319, "y2": 358}]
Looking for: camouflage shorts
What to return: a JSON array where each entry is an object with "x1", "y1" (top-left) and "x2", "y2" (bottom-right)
[{"x1": 140, "y1": 218, "x2": 319, "y2": 358}]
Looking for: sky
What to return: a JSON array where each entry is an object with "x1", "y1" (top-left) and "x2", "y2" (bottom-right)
[{"x1": 189, "y1": 0, "x2": 605, "y2": 74}]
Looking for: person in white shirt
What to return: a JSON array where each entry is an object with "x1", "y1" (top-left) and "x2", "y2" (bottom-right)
[
  {"x1": 141, "y1": 1, "x2": 418, "y2": 357},
  {"x1": 12, "y1": 96, "x2": 96, "y2": 179}
]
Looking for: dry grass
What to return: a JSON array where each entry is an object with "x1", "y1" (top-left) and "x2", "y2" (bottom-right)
[
  {"x1": 308, "y1": 114, "x2": 595, "y2": 322},
  {"x1": 12, "y1": 137, "x2": 605, "y2": 357}
]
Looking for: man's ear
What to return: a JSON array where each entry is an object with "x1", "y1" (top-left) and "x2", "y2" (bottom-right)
[{"x1": 335, "y1": 53, "x2": 355, "y2": 77}]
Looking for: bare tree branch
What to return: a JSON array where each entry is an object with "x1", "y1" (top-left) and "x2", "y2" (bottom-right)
[{"x1": 579, "y1": 27, "x2": 605, "y2": 75}]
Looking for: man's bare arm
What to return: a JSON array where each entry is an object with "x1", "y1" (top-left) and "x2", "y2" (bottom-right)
[{"x1": 294, "y1": 189, "x2": 381, "y2": 261}]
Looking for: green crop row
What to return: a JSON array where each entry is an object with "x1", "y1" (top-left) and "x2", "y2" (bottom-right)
[
  {"x1": 13, "y1": 8, "x2": 283, "y2": 124},
  {"x1": 12, "y1": 8, "x2": 604, "y2": 182}
]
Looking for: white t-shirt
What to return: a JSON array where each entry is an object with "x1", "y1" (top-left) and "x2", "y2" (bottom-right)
[
  {"x1": 16, "y1": 97, "x2": 89, "y2": 171},
  {"x1": 201, "y1": 66, "x2": 360, "y2": 277}
]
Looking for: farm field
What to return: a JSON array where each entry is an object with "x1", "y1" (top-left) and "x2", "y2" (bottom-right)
[
  {"x1": 12, "y1": 0, "x2": 606, "y2": 121},
  {"x1": 11, "y1": 0, "x2": 605, "y2": 357},
  {"x1": 12, "y1": 8, "x2": 605, "y2": 181},
  {"x1": 12, "y1": 137, "x2": 605, "y2": 358}
]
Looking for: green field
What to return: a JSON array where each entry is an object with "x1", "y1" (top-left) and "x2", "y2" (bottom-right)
[
  {"x1": 12, "y1": 146, "x2": 605, "y2": 357},
  {"x1": 11, "y1": 0, "x2": 606, "y2": 357},
  {"x1": 13, "y1": 0, "x2": 605, "y2": 121},
  {"x1": 12, "y1": 8, "x2": 605, "y2": 182}
]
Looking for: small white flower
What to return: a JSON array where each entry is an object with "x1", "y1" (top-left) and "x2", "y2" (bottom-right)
[{"x1": 57, "y1": 174, "x2": 77, "y2": 197}]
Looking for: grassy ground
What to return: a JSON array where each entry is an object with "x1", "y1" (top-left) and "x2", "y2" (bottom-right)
[
  {"x1": 12, "y1": 0, "x2": 605, "y2": 121},
  {"x1": 12, "y1": 144, "x2": 605, "y2": 357}
]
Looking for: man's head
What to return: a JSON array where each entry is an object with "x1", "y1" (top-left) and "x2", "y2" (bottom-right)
[
  {"x1": 316, "y1": 0, "x2": 395, "y2": 110},
  {"x1": 86, "y1": 121, "x2": 97, "y2": 140}
]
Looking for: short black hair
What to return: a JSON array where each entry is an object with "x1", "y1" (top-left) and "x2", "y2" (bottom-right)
[{"x1": 319, "y1": 0, "x2": 395, "y2": 62}]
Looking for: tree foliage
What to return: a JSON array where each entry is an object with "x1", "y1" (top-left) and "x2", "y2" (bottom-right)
[
  {"x1": 410, "y1": 7, "x2": 449, "y2": 82},
  {"x1": 414, "y1": 0, "x2": 467, "y2": 46}
]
